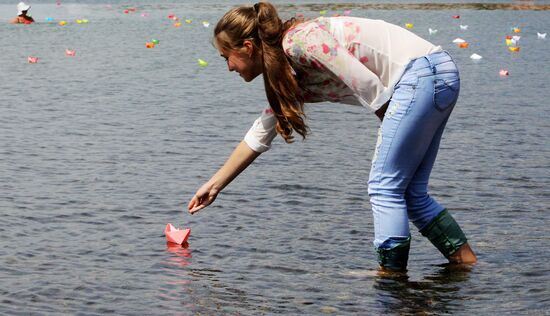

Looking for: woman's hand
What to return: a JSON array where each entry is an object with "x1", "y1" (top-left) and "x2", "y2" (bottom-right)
[{"x1": 188, "y1": 182, "x2": 220, "y2": 215}]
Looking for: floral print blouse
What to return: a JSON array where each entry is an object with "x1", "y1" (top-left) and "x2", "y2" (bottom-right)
[{"x1": 244, "y1": 17, "x2": 442, "y2": 153}]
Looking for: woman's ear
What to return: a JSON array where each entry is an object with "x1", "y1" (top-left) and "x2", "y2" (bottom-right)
[{"x1": 242, "y1": 40, "x2": 255, "y2": 58}]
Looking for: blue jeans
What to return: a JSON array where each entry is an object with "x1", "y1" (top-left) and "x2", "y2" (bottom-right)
[{"x1": 368, "y1": 51, "x2": 460, "y2": 249}]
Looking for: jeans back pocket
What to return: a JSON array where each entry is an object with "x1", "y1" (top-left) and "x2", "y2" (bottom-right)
[{"x1": 433, "y1": 74, "x2": 460, "y2": 112}]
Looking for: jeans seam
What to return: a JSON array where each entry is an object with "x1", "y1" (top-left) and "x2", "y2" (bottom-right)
[{"x1": 374, "y1": 98, "x2": 410, "y2": 183}]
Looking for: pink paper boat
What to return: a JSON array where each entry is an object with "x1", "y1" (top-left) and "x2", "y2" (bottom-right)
[
  {"x1": 65, "y1": 49, "x2": 76, "y2": 56},
  {"x1": 28, "y1": 56, "x2": 38, "y2": 63},
  {"x1": 165, "y1": 223, "x2": 190, "y2": 244}
]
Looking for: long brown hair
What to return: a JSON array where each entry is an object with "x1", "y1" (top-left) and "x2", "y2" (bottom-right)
[{"x1": 214, "y1": 2, "x2": 307, "y2": 143}]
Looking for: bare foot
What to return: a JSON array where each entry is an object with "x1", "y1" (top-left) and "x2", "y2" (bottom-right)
[{"x1": 448, "y1": 242, "x2": 477, "y2": 264}]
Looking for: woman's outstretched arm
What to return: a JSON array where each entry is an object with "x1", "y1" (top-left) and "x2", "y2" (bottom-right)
[{"x1": 187, "y1": 140, "x2": 261, "y2": 214}]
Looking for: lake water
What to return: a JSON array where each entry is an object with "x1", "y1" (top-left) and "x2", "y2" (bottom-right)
[{"x1": 1, "y1": 0, "x2": 549, "y2": 314}]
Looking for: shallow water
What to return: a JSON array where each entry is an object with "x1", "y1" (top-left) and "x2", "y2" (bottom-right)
[{"x1": 1, "y1": 1, "x2": 549, "y2": 315}]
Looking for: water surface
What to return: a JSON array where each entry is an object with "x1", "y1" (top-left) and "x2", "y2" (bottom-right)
[{"x1": 1, "y1": 1, "x2": 549, "y2": 314}]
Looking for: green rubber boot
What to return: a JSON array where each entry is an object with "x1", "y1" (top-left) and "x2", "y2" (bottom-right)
[
  {"x1": 420, "y1": 209, "x2": 467, "y2": 258},
  {"x1": 376, "y1": 236, "x2": 411, "y2": 271}
]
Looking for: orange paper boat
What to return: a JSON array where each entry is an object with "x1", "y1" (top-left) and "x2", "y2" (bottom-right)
[{"x1": 165, "y1": 223, "x2": 190, "y2": 244}]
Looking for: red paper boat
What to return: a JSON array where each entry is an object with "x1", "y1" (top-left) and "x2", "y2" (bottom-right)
[{"x1": 165, "y1": 223, "x2": 190, "y2": 244}]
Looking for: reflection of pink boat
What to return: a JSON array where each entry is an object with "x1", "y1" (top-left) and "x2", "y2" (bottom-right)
[{"x1": 165, "y1": 223, "x2": 190, "y2": 244}]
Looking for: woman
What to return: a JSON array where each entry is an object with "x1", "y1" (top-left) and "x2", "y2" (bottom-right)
[
  {"x1": 10, "y1": 2, "x2": 34, "y2": 24},
  {"x1": 188, "y1": 2, "x2": 477, "y2": 271}
]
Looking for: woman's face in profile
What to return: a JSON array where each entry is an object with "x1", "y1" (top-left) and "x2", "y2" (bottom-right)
[{"x1": 217, "y1": 40, "x2": 263, "y2": 82}]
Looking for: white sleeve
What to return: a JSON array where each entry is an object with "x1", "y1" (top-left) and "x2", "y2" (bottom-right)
[{"x1": 243, "y1": 107, "x2": 277, "y2": 153}]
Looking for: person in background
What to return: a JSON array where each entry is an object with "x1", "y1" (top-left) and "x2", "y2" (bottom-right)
[
  {"x1": 10, "y1": 2, "x2": 34, "y2": 24},
  {"x1": 187, "y1": 1, "x2": 477, "y2": 272}
]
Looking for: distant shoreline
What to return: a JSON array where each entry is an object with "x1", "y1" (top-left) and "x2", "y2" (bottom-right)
[{"x1": 276, "y1": 2, "x2": 550, "y2": 11}]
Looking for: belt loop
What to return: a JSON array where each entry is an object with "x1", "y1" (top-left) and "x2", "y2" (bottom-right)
[{"x1": 424, "y1": 54, "x2": 436, "y2": 74}]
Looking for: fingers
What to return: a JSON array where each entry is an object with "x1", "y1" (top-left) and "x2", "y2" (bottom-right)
[
  {"x1": 189, "y1": 204, "x2": 205, "y2": 215},
  {"x1": 188, "y1": 194, "x2": 208, "y2": 215},
  {"x1": 187, "y1": 195, "x2": 198, "y2": 210},
  {"x1": 187, "y1": 185, "x2": 217, "y2": 215}
]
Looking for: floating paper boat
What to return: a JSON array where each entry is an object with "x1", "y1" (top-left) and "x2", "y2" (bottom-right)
[
  {"x1": 499, "y1": 69, "x2": 509, "y2": 76},
  {"x1": 28, "y1": 56, "x2": 38, "y2": 63},
  {"x1": 65, "y1": 49, "x2": 76, "y2": 56},
  {"x1": 165, "y1": 223, "x2": 191, "y2": 244},
  {"x1": 537, "y1": 32, "x2": 547, "y2": 39},
  {"x1": 460, "y1": 25, "x2": 468, "y2": 30},
  {"x1": 452, "y1": 38, "x2": 466, "y2": 43},
  {"x1": 458, "y1": 42, "x2": 469, "y2": 48},
  {"x1": 470, "y1": 53, "x2": 482, "y2": 60},
  {"x1": 405, "y1": 23, "x2": 414, "y2": 29},
  {"x1": 197, "y1": 59, "x2": 208, "y2": 67},
  {"x1": 428, "y1": 28, "x2": 438, "y2": 35}
]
